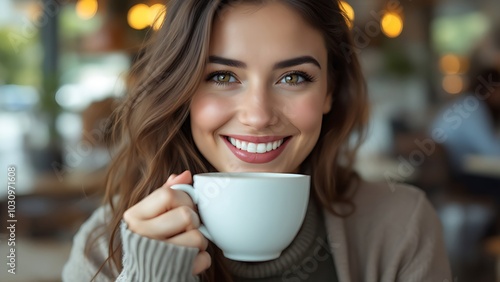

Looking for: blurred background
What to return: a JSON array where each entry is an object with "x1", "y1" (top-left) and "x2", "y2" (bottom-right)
[{"x1": 0, "y1": 0, "x2": 499, "y2": 281}]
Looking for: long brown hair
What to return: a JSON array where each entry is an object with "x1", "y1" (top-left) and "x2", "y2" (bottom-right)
[{"x1": 98, "y1": 0, "x2": 367, "y2": 280}]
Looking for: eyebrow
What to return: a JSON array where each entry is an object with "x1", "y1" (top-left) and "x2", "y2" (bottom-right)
[
  {"x1": 208, "y1": 55, "x2": 321, "y2": 70},
  {"x1": 208, "y1": 56, "x2": 246, "y2": 68},
  {"x1": 274, "y1": 56, "x2": 321, "y2": 69}
]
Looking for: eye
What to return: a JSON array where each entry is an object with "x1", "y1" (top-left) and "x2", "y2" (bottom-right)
[
  {"x1": 279, "y1": 71, "x2": 314, "y2": 85},
  {"x1": 207, "y1": 71, "x2": 238, "y2": 85},
  {"x1": 282, "y1": 74, "x2": 303, "y2": 84}
]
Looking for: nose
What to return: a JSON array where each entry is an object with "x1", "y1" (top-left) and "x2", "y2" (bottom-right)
[{"x1": 237, "y1": 87, "x2": 279, "y2": 130}]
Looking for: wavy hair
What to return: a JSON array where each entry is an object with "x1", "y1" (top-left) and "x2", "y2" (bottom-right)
[{"x1": 97, "y1": 0, "x2": 368, "y2": 280}]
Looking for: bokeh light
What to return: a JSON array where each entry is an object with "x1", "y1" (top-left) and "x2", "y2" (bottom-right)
[
  {"x1": 76, "y1": 0, "x2": 98, "y2": 20},
  {"x1": 381, "y1": 12, "x2": 403, "y2": 38},
  {"x1": 442, "y1": 75, "x2": 464, "y2": 94},
  {"x1": 340, "y1": 1, "x2": 354, "y2": 28},
  {"x1": 128, "y1": 4, "x2": 167, "y2": 31},
  {"x1": 439, "y1": 54, "x2": 461, "y2": 74},
  {"x1": 128, "y1": 4, "x2": 151, "y2": 30},
  {"x1": 150, "y1": 4, "x2": 167, "y2": 31}
]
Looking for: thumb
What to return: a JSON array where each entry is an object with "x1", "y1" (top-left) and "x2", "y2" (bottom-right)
[{"x1": 165, "y1": 170, "x2": 192, "y2": 187}]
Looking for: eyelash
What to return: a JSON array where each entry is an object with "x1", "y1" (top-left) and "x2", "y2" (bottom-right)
[
  {"x1": 205, "y1": 71, "x2": 315, "y2": 86},
  {"x1": 206, "y1": 71, "x2": 237, "y2": 86},
  {"x1": 282, "y1": 71, "x2": 315, "y2": 85}
]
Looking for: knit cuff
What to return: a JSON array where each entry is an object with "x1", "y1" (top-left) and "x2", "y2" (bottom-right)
[{"x1": 119, "y1": 221, "x2": 200, "y2": 282}]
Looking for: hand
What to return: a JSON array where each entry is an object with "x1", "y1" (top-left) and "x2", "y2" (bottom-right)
[{"x1": 123, "y1": 170, "x2": 211, "y2": 275}]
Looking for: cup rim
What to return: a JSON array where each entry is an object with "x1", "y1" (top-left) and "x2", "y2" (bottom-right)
[{"x1": 194, "y1": 172, "x2": 309, "y2": 179}]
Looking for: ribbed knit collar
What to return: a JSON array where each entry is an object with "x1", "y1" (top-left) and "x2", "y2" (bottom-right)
[{"x1": 223, "y1": 198, "x2": 320, "y2": 279}]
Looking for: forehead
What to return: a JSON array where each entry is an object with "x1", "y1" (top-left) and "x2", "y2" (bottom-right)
[{"x1": 210, "y1": 2, "x2": 327, "y2": 64}]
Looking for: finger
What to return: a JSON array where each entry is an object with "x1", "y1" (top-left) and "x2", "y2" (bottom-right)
[
  {"x1": 165, "y1": 170, "x2": 198, "y2": 213},
  {"x1": 192, "y1": 251, "x2": 212, "y2": 275},
  {"x1": 124, "y1": 171, "x2": 194, "y2": 221},
  {"x1": 164, "y1": 229, "x2": 209, "y2": 251},
  {"x1": 124, "y1": 189, "x2": 194, "y2": 223},
  {"x1": 127, "y1": 206, "x2": 200, "y2": 239},
  {"x1": 162, "y1": 170, "x2": 192, "y2": 189}
]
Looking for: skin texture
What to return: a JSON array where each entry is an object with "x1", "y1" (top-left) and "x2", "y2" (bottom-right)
[{"x1": 124, "y1": 2, "x2": 332, "y2": 275}]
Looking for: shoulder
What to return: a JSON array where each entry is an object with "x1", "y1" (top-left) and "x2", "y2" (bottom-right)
[
  {"x1": 352, "y1": 180, "x2": 426, "y2": 212},
  {"x1": 324, "y1": 181, "x2": 451, "y2": 279},
  {"x1": 341, "y1": 180, "x2": 439, "y2": 232},
  {"x1": 344, "y1": 182, "x2": 451, "y2": 279},
  {"x1": 73, "y1": 204, "x2": 114, "y2": 244},
  {"x1": 333, "y1": 179, "x2": 449, "y2": 269},
  {"x1": 77, "y1": 203, "x2": 120, "y2": 256}
]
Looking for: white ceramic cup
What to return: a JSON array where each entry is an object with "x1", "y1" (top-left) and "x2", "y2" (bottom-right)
[{"x1": 170, "y1": 172, "x2": 310, "y2": 261}]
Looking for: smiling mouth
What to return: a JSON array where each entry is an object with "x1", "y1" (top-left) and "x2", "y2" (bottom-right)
[{"x1": 225, "y1": 136, "x2": 290, "y2": 154}]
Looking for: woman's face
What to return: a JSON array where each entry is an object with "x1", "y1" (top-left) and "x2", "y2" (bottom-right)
[{"x1": 190, "y1": 2, "x2": 332, "y2": 173}]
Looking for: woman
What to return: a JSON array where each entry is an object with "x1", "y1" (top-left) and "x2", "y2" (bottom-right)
[{"x1": 63, "y1": 0, "x2": 452, "y2": 281}]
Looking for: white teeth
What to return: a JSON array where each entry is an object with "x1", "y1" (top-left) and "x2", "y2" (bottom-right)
[
  {"x1": 272, "y1": 141, "x2": 278, "y2": 150},
  {"x1": 266, "y1": 143, "x2": 273, "y2": 151},
  {"x1": 247, "y1": 143, "x2": 257, "y2": 153},
  {"x1": 256, "y1": 143, "x2": 267, "y2": 153},
  {"x1": 227, "y1": 137, "x2": 286, "y2": 154}
]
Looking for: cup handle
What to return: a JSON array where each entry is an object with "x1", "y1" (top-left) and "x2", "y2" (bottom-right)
[{"x1": 170, "y1": 184, "x2": 213, "y2": 241}]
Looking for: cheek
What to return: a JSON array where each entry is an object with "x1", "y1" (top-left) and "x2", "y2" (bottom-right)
[
  {"x1": 190, "y1": 94, "x2": 230, "y2": 134},
  {"x1": 285, "y1": 95, "x2": 326, "y2": 133}
]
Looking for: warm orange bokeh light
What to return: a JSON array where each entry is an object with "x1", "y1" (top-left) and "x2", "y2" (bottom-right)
[
  {"x1": 128, "y1": 4, "x2": 151, "y2": 30},
  {"x1": 440, "y1": 54, "x2": 461, "y2": 75},
  {"x1": 150, "y1": 4, "x2": 167, "y2": 31},
  {"x1": 340, "y1": 1, "x2": 354, "y2": 28},
  {"x1": 76, "y1": 0, "x2": 98, "y2": 20},
  {"x1": 442, "y1": 75, "x2": 464, "y2": 94},
  {"x1": 381, "y1": 12, "x2": 403, "y2": 38},
  {"x1": 128, "y1": 4, "x2": 167, "y2": 31}
]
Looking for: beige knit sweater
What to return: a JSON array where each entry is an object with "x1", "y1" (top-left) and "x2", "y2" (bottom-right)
[{"x1": 62, "y1": 181, "x2": 452, "y2": 281}]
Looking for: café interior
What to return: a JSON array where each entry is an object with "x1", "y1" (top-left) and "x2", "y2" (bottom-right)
[{"x1": 0, "y1": 0, "x2": 499, "y2": 281}]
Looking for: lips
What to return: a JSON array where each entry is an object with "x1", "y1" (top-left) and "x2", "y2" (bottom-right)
[{"x1": 222, "y1": 135, "x2": 291, "y2": 163}]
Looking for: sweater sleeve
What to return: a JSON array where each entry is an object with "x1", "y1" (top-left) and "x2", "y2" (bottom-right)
[
  {"x1": 62, "y1": 205, "x2": 119, "y2": 281},
  {"x1": 395, "y1": 192, "x2": 452, "y2": 282},
  {"x1": 119, "y1": 221, "x2": 200, "y2": 282},
  {"x1": 62, "y1": 206, "x2": 200, "y2": 282}
]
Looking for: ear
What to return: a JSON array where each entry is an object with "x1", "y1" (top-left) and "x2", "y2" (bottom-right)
[{"x1": 322, "y1": 91, "x2": 333, "y2": 114}]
